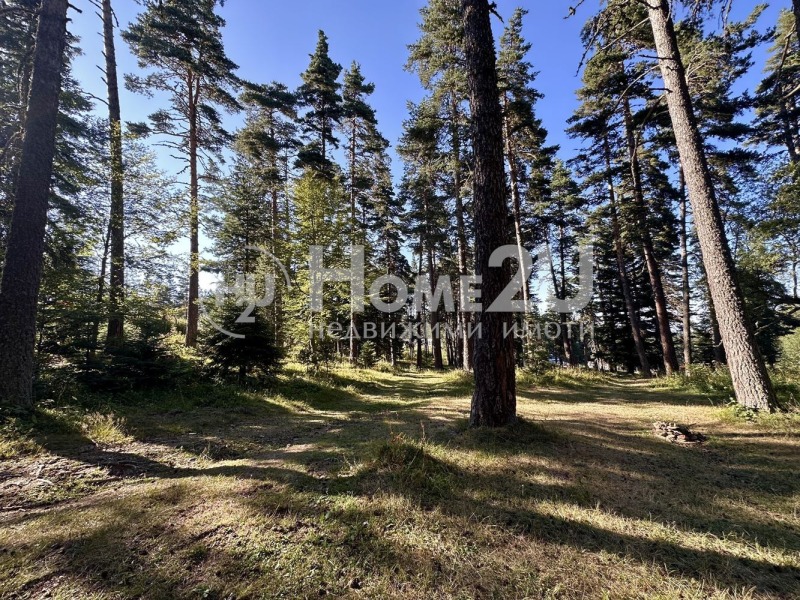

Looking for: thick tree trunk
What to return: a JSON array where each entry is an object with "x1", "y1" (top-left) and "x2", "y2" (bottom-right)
[
  {"x1": 647, "y1": 0, "x2": 777, "y2": 411},
  {"x1": 622, "y1": 97, "x2": 678, "y2": 375},
  {"x1": 463, "y1": 0, "x2": 516, "y2": 428},
  {"x1": 679, "y1": 170, "x2": 692, "y2": 372},
  {"x1": 0, "y1": 0, "x2": 70, "y2": 410},
  {"x1": 103, "y1": 0, "x2": 125, "y2": 346},
  {"x1": 185, "y1": 73, "x2": 200, "y2": 347},
  {"x1": 604, "y1": 135, "x2": 651, "y2": 377}
]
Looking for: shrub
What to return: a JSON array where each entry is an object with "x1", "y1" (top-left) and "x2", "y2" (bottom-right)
[
  {"x1": 358, "y1": 342, "x2": 377, "y2": 369},
  {"x1": 199, "y1": 300, "x2": 283, "y2": 382}
]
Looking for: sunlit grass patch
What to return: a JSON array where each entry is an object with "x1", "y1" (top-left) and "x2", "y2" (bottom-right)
[
  {"x1": 1, "y1": 366, "x2": 798, "y2": 599},
  {"x1": 80, "y1": 412, "x2": 132, "y2": 447}
]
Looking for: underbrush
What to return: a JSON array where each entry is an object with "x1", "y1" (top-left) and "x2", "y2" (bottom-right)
[
  {"x1": 653, "y1": 364, "x2": 734, "y2": 400},
  {"x1": 518, "y1": 366, "x2": 612, "y2": 389}
]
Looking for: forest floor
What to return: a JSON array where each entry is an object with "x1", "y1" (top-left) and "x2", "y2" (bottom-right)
[{"x1": 0, "y1": 366, "x2": 799, "y2": 599}]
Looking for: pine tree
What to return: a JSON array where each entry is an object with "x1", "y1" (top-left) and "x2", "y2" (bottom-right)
[
  {"x1": 398, "y1": 100, "x2": 449, "y2": 371},
  {"x1": 497, "y1": 8, "x2": 555, "y2": 313},
  {"x1": 407, "y1": 0, "x2": 472, "y2": 370},
  {"x1": 0, "y1": 0, "x2": 70, "y2": 410},
  {"x1": 754, "y1": 10, "x2": 800, "y2": 162},
  {"x1": 123, "y1": 0, "x2": 240, "y2": 348},
  {"x1": 645, "y1": 0, "x2": 778, "y2": 411},
  {"x1": 341, "y1": 61, "x2": 384, "y2": 364},
  {"x1": 569, "y1": 55, "x2": 653, "y2": 376},
  {"x1": 100, "y1": 0, "x2": 125, "y2": 346},
  {"x1": 462, "y1": 0, "x2": 516, "y2": 427},
  {"x1": 296, "y1": 30, "x2": 342, "y2": 178}
]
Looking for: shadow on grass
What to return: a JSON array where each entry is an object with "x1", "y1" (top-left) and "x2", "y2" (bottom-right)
[{"x1": 5, "y1": 370, "x2": 800, "y2": 597}]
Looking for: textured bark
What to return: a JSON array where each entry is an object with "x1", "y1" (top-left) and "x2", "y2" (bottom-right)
[
  {"x1": 604, "y1": 135, "x2": 651, "y2": 377},
  {"x1": 185, "y1": 73, "x2": 200, "y2": 347},
  {"x1": 463, "y1": 0, "x2": 516, "y2": 428},
  {"x1": 679, "y1": 170, "x2": 692, "y2": 372},
  {"x1": 103, "y1": 0, "x2": 125, "y2": 346},
  {"x1": 623, "y1": 97, "x2": 679, "y2": 375},
  {"x1": 0, "y1": 0, "x2": 69, "y2": 410},
  {"x1": 647, "y1": 0, "x2": 777, "y2": 411}
]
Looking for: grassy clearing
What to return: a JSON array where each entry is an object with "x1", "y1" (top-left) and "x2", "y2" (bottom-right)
[{"x1": 1, "y1": 366, "x2": 798, "y2": 599}]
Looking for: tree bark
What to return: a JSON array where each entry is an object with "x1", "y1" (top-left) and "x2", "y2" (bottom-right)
[
  {"x1": 647, "y1": 0, "x2": 777, "y2": 411},
  {"x1": 792, "y1": 0, "x2": 800, "y2": 47},
  {"x1": 0, "y1": 0, "x2": 70, "y2": 410},
  {"x1": 604, "y1": 135, "x2": 651, "y2": 377},
  {"x1": 103, "y1": 0, "x2": 125, "y2": 346},
  {"x1": 185, "y1": 72, "x2": 200, "y2": 347},
  {"x1": 463, "y1": 0, "x2": 516, "y2": 428},
  {"x1": 679, "y1": 169, "x2": 692, "y2": 372},
  {"x1": 622, "y1": 97, "x2": 679, "y2": 375}
]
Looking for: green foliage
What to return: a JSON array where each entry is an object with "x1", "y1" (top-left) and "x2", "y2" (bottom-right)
[
  {"x1": 199, "y1": 299, "x2": 283, "y2": 382},
  {"x1": 358, "y1": 341, "x2": 377, "y2": 369},
  {"x1": 778, "y1": 328, "x2": 800, "y2": 377},
  {"x1": 654, "y1": 364, "x2": 734, "y2": 399},
  {"x1": 296, "y1": 30, "x2": 343, "y2": 176}
]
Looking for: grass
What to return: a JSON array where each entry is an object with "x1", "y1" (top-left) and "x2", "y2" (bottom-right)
[{"x1": 1, "y1": 365, "x2": 799, "y2": 599}]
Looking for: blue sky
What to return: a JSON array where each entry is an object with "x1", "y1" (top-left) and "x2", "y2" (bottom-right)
[{"x1": 68, "y1": 1, "x2": 783, "y2": 172}]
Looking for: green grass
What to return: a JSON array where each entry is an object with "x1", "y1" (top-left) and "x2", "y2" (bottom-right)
[{"x1": 1, "y1": 366, "x2": 798, "y2": 599}]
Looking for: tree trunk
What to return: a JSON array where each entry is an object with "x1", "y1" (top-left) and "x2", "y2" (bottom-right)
[
  {"x1": 427, "y1": 245, "x2": 444, "y2": 370},
  {"x1": 463, "y1": 0, "x2": 516, "y2": 428},
  {"x1": 604, "y1": 135, "x2": 651, "y2": 377},
  {"x1": 622, "y1": 97, "x2": 678, "y2": 375},
  {"x1": 103, "y1": 0, "x2": 125, "y2": 346},
  {"x1": 185, "y1": 73, "x2": 200, "y2": 347},
  {"x1": 0, "y1": 0, "x2": 70, "y2": 410},
  {"x1": 88, "y1": 220, "x2": 112, "y2": 364},
  {"x1": 792, "y1": 0, "x2": 800, "y2": 47},
  {"x1": 646, "y1": 0, "x2": 777, "y2": 411},
  {"x1": 349, "y1": 120, "x2": 358, "y2": 365},
  {"x1": 503, "y1": 98, "x2": 530, "y2": 313},
  {"x1": 451, "y1": 94, "x2": 472, "y2": 371},
  {"x1": 679, "y1": 170, "x2": 692, "y2": 372},
  {"x1": 557, "y1": 223, "x2": 576, "y2": 366},
  {"x1": 503, "y1": 94, "x2": 532, "y2": 367}
]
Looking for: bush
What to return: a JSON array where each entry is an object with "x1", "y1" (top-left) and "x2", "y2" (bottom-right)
[{"x1": 358, "y1": 342, "x2": 377, "y2": 368}]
